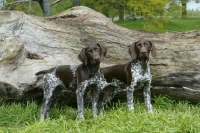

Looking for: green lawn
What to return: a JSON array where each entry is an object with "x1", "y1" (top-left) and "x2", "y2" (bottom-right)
[
  {"x1": 115, "y1": 18, "x2": 200, "y2": 33},
  {"x1": 1, "y1": 96, "x2": 200, "y2": 133}
]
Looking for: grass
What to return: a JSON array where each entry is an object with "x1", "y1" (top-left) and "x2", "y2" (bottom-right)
[
  {"x1": 115, "y1": 18, "x2": 200, "y2": 33},
  {"x1": 1, "y1": 96, "x2": 200, "y2": 133}
]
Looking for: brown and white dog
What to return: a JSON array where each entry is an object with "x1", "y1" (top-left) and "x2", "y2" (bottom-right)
[
  {"x1": 97, "y1": 39, "x2": 156, "y2": 115},
  {"x1": 35, "y1": 43, "x2": 107, "y2": 120}
]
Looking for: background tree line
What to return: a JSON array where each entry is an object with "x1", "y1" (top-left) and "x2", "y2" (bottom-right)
[{"x1": 1, "y1": 0, "x2": 200, "y2": 30}]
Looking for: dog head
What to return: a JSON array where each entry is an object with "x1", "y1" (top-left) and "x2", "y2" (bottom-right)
[
  {"x1": 78, "y1": 43, "x2": 107, "y2": 65},
  {"x1": 128, "y1": 39, "x2": 156, "y2": 60}
]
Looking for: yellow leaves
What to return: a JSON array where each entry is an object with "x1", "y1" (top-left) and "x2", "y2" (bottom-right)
[
  {"x1": 83, "y1": 0, "x2": 169, "y2": 31},
  {"x1": 128, "y1": 0, "x2": 169, "y2": 31}
]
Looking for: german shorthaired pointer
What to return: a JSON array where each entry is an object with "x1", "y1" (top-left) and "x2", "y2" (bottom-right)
[
  {"x1": 97, "y1": 39, "x2": 156, "y2": 115},
  {"x1": 35, "y1": 43, "x2": 107, "y2": 120}
]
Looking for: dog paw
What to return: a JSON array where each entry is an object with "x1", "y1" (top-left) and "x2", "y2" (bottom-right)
[
  {"x1": 128, "y1": 105, "x2": 134, "y2": 112},
  {"x1": 148, "y1": 109, "x2": 153, "y2": 113},
  {"x1": 76, "y1": 115, "x2": 85, "y2": 121},
  {"x1": 99, "y1": 111, "x2": 104, "y2": 117}
]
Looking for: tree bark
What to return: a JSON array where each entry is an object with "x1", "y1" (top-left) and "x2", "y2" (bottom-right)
[
  {"x1": 181, "y1": 0, "x2": 188, "y2": 19},
  {"x1": 118, "y1": 6, "x2": 124, "y2": 23},
  {"x1": 73, "y1": 0, "x2": 80, "y2": 6},
  {"x1": 36, "y1": 0, "x2": 50, "y2": 17},
  {"x1": 42, "y1": 0, "x2": 50, "y2": 17}
]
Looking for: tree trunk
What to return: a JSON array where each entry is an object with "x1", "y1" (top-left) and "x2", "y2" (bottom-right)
[
  {"x1": 0, "y1": 0, "x2": 5, "y2": 9},
  {"x1": 118, "y1": 6, "x2": 124, "y2": 23},
  {"x1": 181, "y1": 0, "x2": 187, "y2": 19},
  {"x1": 73, "y1": 0, "x2": 80, "y2": 6},
  {"x1": 38, "y1": 0, "x2": 50, "y2": 17}
]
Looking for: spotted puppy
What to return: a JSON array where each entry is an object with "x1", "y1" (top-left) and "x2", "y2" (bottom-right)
[
  {"x1": 35, "y1": 43, "x2": 107, "y2": 120},
  {"x1": 98, "y1": 39, "x2": 156, "y2": 115}
]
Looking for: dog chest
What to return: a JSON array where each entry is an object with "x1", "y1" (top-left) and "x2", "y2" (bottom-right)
[{"x1": 131, "y1": 60, "x2": 152, "y2": 89}]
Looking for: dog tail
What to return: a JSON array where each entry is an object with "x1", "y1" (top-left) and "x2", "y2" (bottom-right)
[
  {"x1": 35, "y1": 67, "x2": 56, "y2": 76},
  {"x1": 35, "y1": 70, "x2": 49, "y2": 76}
]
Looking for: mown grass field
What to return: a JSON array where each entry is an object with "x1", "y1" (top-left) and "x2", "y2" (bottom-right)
[
  {"x1": 1, "y1": 96, "x2": 200, "y2": 133},
  {"x1": 115, "y1": 18, "x2": 200, "y2": 33}
]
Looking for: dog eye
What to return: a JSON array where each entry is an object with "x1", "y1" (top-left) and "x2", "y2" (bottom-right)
[
  {"x1": 87, "y1": 50, "x2": 92, "y2": 53},
  {"x1": 136, "y1": 44, "x2": 141, "y2": 47},
  {"x1": 95, "y1": 48, "x2": 100, "y2": 51}
]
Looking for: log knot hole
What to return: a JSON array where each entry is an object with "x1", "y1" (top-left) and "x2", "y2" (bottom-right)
[
  {"x1": 60, "y1": 15, "x2": 77, "y2": 19},
  {"x1": 27, "y1": 53, "x2": 43, "y2": 60}
]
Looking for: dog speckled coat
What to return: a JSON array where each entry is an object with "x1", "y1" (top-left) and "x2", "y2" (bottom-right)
[
  {"x1": 98, "y1": 39, "x2": 156, "y2": 115},
  {"x1": 35, "y1": 43, "x2": 107, "y2": 120}
]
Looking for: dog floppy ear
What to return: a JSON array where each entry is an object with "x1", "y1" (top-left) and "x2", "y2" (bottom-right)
[
  {"x1": 149, "y1": 41, "x2": 156, "y2": 57},
  {"x1": 78, "y1": 48, "x2": 87, "y2": 65},
  {"x1": 128, "y1": 42, "x2": 137, "y2": 60},
  {"x1": 97, "y1": 43, "x2": 107, "y2": 59}
]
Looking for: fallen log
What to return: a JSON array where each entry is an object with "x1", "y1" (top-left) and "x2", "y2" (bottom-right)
[{"x1": 0, "y1": 6, "x2": 200, "y2": 105}]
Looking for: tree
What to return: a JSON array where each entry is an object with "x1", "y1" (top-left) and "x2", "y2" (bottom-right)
[
  {"x1": 0, "y1": 0, "x2": 6, "y2": 9},
  {"x1": 73, "y1": 0, "x2": 80, "y2": 6},
  {"x1": 82, "y1": 0, "x2": 169, "y2": 31},
  {"x1": 35, "y1": 0, "x2": 51, "y2": 16},
  {"x1": 166, "y1": 0, "x2": 181, "y2": 18},
  {"x1": 181, "y1": 0, "x2": 200, "y2": 18},
  {"x1": 128, "y1": 0, "x2": 168, "y2": 31},
  {"x1": 3, "y1": 0, "x2": 64, "y2": 17},
  {"x1": 169, "y1": 0, "x2": 200, "y2": 19},
  {"x1": 82, "y1": 0, "x2": 128, "y2": 23},
  {"x1": 181, "y1": 0, "x2": 189, "y2": 18}
]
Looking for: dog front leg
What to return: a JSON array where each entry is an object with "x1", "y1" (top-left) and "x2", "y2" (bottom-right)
[
  {"x1": 143, "y1": 83, "x2": 153, "y2": 112},
  {"x1": 99, "y1": 88, "x2": 116, "y2": 116},
  {"x1": 126, "y1": 86, "x2": 134, "y2": 111},
  {"x1": 97, "y1": 95, "x2": 107, "y2": 117},
  {"x1": 40, "y1": 87, "x2": 55, "y2": 121},
  {"x1": 96, "y1": 79, "x2": 109, "y2": 117},
  {"x1": 91, "y1": 87, "x2": 99, "y2": 118},
  {"x1": 40, "y1": 99, "x2": 48, "y2": 121},
  {"x1": 76, "y1": 84, "x2": 86, "y2": 120},
  {"x1": 97, "y1": 99, "x2": 104, "y2": 117}
]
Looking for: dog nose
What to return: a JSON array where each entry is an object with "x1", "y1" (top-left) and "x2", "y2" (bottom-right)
[
  {"x1": 141, "y1": 51, "x2": 146, "y2": 54},
  {"x1": 94, "y1": 55, "x2": 100, "y2": 59},
  {"x1": 95, "y1": 57, "x2": 100, "y2": 60}
]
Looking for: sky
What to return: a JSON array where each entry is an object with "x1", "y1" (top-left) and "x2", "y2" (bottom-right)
[{"x1": 187, "y1": 1, "x2": 200, "y2": 10}]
